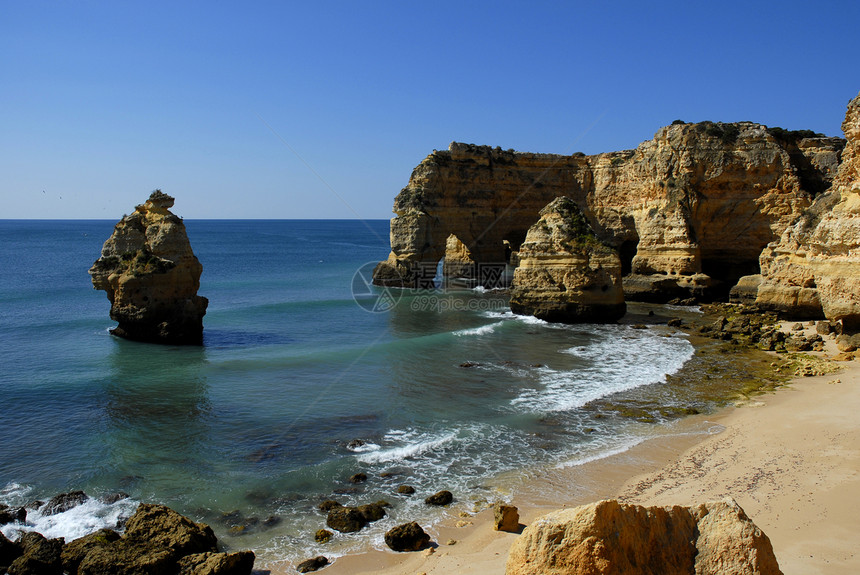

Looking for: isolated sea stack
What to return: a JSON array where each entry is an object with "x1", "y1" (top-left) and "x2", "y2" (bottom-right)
[
  {"x1": 89, "y1": 191, "x2": 208, "y2": 344},
  {"x1": 510, "y1": 197, "x2": 625, "y2": 323}
]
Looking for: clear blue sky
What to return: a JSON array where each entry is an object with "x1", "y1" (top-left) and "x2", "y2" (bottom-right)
[{"x1": 2, "y1": 1, "x2": 858, "y2": 219}]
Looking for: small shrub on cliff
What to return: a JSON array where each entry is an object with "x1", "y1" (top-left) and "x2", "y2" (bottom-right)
[
  {"x1": 767, "y1": 126, "x2": 825, "y2": 143},
  {"x1": 696, "y1": 121, "x2": 740, "y2": 145}
]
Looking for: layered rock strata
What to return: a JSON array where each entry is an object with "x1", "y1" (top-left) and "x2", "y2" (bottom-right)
[
  {"x1": 756, "y1": 92, "x2": 860, "y2": 330},
  {"x1": 374, "y1": 126, "x2": 843, "y2": 302},
  {"x1": 510, "y1": 197, "x2": 625, "y2": 323},
  {"x1": 89, "y1": 191, "x2": 208, "y2": 345},
  {"x1": 505, "y1": 498, "x2": 781, "y2": 575}
]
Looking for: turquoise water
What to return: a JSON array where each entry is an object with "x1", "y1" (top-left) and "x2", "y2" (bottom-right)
[{"x1": 0, "y1": 219, "x2": 698, "y2": 566}]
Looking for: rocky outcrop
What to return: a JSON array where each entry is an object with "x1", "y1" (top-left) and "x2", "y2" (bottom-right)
[
  {"x1": 510, "y1": 197, "x2": 625, "y2": 323},
  {"x1": 757, "y1": 92, "x2": 860, "y2": 330},
  {"x1": 374, "y1": 126, "x2": 843, "y2": 303},
  {"x1": 90, "y1": 191, "x2": 208, "y2": 345},
  {"x1": 505, "y1": 498, "x2": 781, "y2": 575}
]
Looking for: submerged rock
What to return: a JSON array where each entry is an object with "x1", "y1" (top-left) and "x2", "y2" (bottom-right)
[
  {"x1": 505, "y1": 498, "x2": 781, "y2": 575},
  {"x1": 510, "y1": 197, "x2": 625, "y2": 323},
  {"x1": 89, "y1": 190, "x2": 208, "y2": 345}
]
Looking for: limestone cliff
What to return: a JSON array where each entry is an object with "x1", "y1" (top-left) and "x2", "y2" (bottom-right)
[
  {"x1": 757, "y1": 92, "x2": 860, "y2": 330},
  {"x1": 510, "y1": 197, "x2": 625, "y2": 323},
  {"x1": 374, "y1": 125, "x2": 843, "y2": 303},
  {"x1": 89, "y1": 191, "x2": 208, "y2": 344}
]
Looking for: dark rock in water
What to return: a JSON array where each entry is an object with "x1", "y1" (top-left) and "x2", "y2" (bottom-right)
[
  {"x1": 396, "y1": 485, "x2": 415, "y2": 495},
  {"x1": 89, "y1": 191, "x2": 208, "y2": 345},
  {"x1": 296, "y1": 555, "x2": 329, "y2": 573},
  {"x1": 346, "y1": 439, "x2": 365, "y2": 450},
  {"x1": 348, "y1": 473, "x2": 368, "y2": 484},
  {"x1": 384, "y1": 522, "x2": 431, "y2": 552},
  {"x1": 332, "y1": 487, "x2": 359, "y2": 495},
  {"x1": 424, "y1": 490, "x2": 453, "y2": 506},
  {"x1": 261, "y1": 516, "x2": 281, "y2": 529},
  {"x1": 0, "y1": 530, "x2": 23, "y2": 572},
  {"x1": 667, "y1": 318, "x2": 683, "y2": 327},
  {"x1": 44, "y1": 491, "x2": 89, "y2": 516},
  {"x1": 99, "y1": 492, "x2": 130, "y2": 505},
  {"x1": 317, "y1": 500, "x2": 342, "y2": 513},
  {"x1": 326, "y1": 507, "x2": 367, "y2": 533},
  {"x1": 0, "y1": 504, "x2": 26, "y2": 525},
  {"x1": 176, "y1": 551, "x2": 256, "y2": 575},
  {"x1": 61, "y1": 528, "x2": 121, "y2": 574},
  {"x1": 7, "y1": 532, "x2": 64, "y2": 575},
  {"x1": 356, "y1": 503, "x2": 386, "y2": 522},
  {"x1": 314, "y1": 529, "x2": 333, "y2": 544}
]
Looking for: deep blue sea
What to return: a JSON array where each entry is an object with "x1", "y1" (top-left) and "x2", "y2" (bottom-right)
[{"x1": 0, "y1": 219, "x2": 705, "y2": 567}]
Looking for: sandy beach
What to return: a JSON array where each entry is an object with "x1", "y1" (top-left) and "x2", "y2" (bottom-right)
[{"x1": 296, "y1": 325, "x2": 860, "y2": 575}]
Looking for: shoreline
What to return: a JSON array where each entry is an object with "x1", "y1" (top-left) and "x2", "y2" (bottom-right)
[{"x1": 278, "y1": 323, "x2": 859, "y2": 575}]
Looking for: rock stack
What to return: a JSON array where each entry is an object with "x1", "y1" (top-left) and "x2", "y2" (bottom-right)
[
  {"x1": 510, "y1": 197, "x2": 625, "y2": 323},
  {"x1": 89, "y1": 191, "x2": 208, "y2": 345}
]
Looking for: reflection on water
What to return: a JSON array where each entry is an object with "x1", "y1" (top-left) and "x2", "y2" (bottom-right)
[{"x1": 99, "y1": 337, "x2": 212, "y2": 497}]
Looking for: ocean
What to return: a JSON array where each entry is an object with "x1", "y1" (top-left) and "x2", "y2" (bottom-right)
[{"x1": 0, "y1": 219, "x2": 747, "y2": 567}]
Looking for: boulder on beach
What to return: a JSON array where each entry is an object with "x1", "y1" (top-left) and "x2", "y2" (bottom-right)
[
  {"x1": 493, "y1": 503, "x2": 520, "y2": 532},
  {"x1": 384, "y1": 522, "x2": 431, "y2": 552},
  {"x1": 505, "y1": 498, "x2": 782, "y2": 575},
  {"x1": 296, "y1": 555, "x2": 329, "y2": 573}
]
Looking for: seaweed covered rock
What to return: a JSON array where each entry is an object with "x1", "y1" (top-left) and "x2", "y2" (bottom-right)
[
  {"x1": 89, "y1": 191, "x2": 208, "y2": 344},
  {"x1": 511, "y1": 197, "x2": 625, "y2": 323}
]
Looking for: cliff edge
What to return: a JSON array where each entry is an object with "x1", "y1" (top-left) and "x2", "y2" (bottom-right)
[
  {"x1": 373, "y1": 122, "x2": 844, "y2": 305},
  {"x1": 89, "y1": 191, "x2": 208, "y2": 344}
]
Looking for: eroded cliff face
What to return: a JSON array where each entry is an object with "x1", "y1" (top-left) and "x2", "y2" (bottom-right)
[
  {"x1": 510, "y1": 197, "x2": 625, "y2": 323},
  {"x1": 374, "y1": 125, "x2": 844, "y2": 302},
  {"x1": 89, "y1": 191, "x2": 208, "y2": 344},
  {"x1": 757, "y1": 92, "x2": 860, "y2": 330}
]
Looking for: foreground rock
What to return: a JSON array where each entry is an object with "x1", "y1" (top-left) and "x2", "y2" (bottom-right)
[
  {"x1": 374, "y1": 122, "x2": 843, "y2": 303},
  {"x1": 506, "y1": 498, "x2": 781, "y2": 575},
  {"x1": 89, "y1": 190, "x2": 208, "y2": 344},
  {"x1": 1, "y1": 503, "x2": 255, "y2": 575},
  {"x1": 510, "y1": 197, "x2": 625, "y2": 323},
  {"x1": 757, "y1": 92, "x2": 860, "y2": 330}
]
